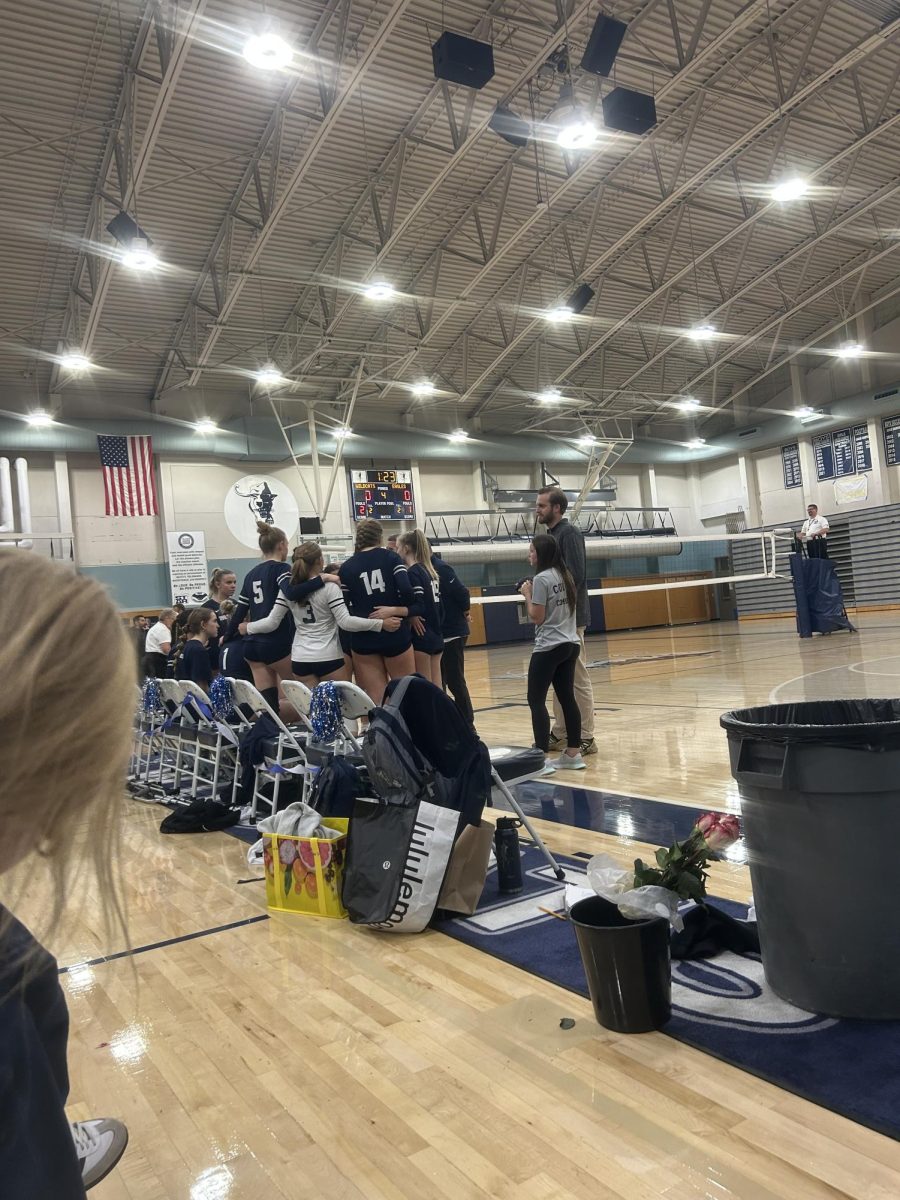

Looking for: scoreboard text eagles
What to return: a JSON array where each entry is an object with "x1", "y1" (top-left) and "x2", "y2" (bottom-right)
[{"x1": 349, "y1": 469, "x2": 416, "y2": 520}]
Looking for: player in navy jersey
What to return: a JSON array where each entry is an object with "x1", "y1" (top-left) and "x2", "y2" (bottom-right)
[
  {"x1": 242, "y1": 541, "x2": 402, "y2": 687},
  {"x1": 174, "y1": 608, "x2": 217, "y2": 690},
  {"x1": 338, "y1": 518, "x2": 422, "y2": 704},
  {"x1": 223, "y1": 522, "x2": 295, "y2": 713},
  {"x1": 201, "y1": 567, "x2": 237, "y2": 675},
  {"x1": 398, "y1": 530, "x2": 444, "y2": 685}
]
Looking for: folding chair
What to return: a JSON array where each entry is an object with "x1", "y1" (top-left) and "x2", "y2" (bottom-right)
[
  {"x1": 156, "y1": 679, "x2": 202, "y2": 797},
  {"x1": 487, "y1": 745, "x2": 565, "y2": 880},
  {"x1": 227, "y1": 678, "x2": 310, "y2": 822},
  {"x1": 284, "y1": 679, "x2": 370, "y2": 754}
]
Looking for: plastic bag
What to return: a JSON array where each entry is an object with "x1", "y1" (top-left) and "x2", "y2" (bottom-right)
[
  {"x1": 584, "y1": 853, "x2": 684, "y2": 931},
  {"x1": 256, "y1": 801, "x2": 343, "y2": 840}
]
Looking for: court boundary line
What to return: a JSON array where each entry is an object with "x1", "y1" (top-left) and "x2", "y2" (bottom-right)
[{"x1": 58, "y1": 913, "x2": 270, "y2": 975}]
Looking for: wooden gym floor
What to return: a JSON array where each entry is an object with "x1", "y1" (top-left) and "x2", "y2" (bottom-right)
[{"x1": 21, "y1": 616, "x2": 900, "y2": 1198}]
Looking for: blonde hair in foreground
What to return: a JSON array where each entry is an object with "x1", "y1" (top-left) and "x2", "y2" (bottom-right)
[{"x1": 0, "y1": 552, "x2": 135, "y2": 953}]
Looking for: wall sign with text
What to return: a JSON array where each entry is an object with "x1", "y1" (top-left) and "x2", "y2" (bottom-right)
[
  {"x1": 883, "y1": 415, "x2": 900, "y2": 466},
  {"x1": 812, "y1": 425, "x2": 871, "y2": 481},
  {"x1": 167, "y1": 531, "x2": 209, "y2": 606},
  {"x1": 781, "y1": 443, "x2": 802, "y2": 489}
]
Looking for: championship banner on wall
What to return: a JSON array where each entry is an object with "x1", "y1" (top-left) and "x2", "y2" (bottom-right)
[{"x1": 166, "y1": 531, "x2": 209, "y2": 605}]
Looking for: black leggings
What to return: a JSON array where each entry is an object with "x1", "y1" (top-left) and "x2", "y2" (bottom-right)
[
  {"x1": 441, "y1": 637, "x2": 474, "y2": 725},
  {"x1": 528, "y1": 642, "x2": 581, "y2": 751}
]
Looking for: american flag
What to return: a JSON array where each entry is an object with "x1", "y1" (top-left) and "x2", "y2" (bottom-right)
[{"x1": 97, "y1": 436, "x2": 158, "y2": 516}]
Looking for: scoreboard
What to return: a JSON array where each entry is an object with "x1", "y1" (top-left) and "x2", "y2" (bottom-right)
[{"x1": 349, "y1": 468, "x2": 415, "y2": 520}]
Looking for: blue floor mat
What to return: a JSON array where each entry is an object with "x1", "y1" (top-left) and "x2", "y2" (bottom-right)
[{"x1": 435, "y1": 848, "x2": 900, "y2": 1141}]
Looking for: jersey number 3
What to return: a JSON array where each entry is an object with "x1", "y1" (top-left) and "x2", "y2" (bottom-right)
[{"x1": 360, "y1": 569, "x2": 386, "y2": 596}]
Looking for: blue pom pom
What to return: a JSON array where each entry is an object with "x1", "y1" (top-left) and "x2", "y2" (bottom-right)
[
  {"x1": 209, "y1": 676, "x2": 235, "y2": 723},
  {"x1": 309, "y1": 681, "x2": 343, "y2": 743},
  {"x1": 141, "y1": 678, "x2": 162, "y2": 716}
]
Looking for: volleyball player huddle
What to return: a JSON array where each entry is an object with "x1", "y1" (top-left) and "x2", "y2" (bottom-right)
[{"x1": 229, "y1": 517, "x2": 446, "y2": 709}]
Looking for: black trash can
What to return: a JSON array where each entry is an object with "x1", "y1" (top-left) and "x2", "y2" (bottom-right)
[
  {"x1": 569, "y1": 895, "x2": 671, "y2": 1033},
  {"x1": 721, "y1": 699, "x2": 900, "y2": 1019}
]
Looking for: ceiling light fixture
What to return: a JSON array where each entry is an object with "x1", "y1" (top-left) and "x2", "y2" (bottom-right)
[
  {"x1": 335, "y1": 426, "x2": 354, "y2": 438},
  {"x1": 539, "y1": 387, "x2": 562, "y2": 403},
  {"x1": 688, "y1": 323, "x2": 716, "y2": 341},
  {"x1": 120, "y1": 237, "x2": 159, "y2": 271},
  {"x1": 577, "y1": 434, "x2": 597, "y2": 447},
  {"x1": 59, "y1": 351, "x2": 92, "y2": 372},
  {"x1": 254, "y1": 364, "x2": 285, "y2": 387},
  {"x1": 557, "y1": 112, "x2": 599, "y2": 151},
  {"x1": 795, "y1": 405, "x2": 815, "y2": 418},
  {"x1": 544, "y1": 305, "x2": 574, "y2": 323},
  {"x1": 26, "y1": 411, "x2": 54, "y2": 427},
  {"x1": 687, "y1": 438, "x2": 707, "y2": 449},
  {"x1": 194, "y1": 418, "x2": 218, "y2": 434},
  {"x1": 243, "y1": 33, "x2": 293, "y2": 70},
  {"x1": 364, "y1": 282, "x2": 396, "y2": 302},
  {"x1": 771, "y1": 177, "x2": 809, "y2": 203},
  {"x1": 836, "y1": 342, "x2": 863, "y2": 359},
  {"x1": 449, "y1": 429, "x2": 469, "y2": 442},
  {"x1": 411, "y1": 380, "x2": 436, "y2": 397},
  {"x1": 677, "y1": 395, "x2": 701, "y2": 411}
]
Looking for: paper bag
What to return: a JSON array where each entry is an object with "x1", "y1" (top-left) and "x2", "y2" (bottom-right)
[{"x1": 437, "y1": 819, "x2": 495, "y2": 915}]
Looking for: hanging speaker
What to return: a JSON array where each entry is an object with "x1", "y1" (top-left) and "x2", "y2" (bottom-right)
[
  {"x1": 431, "y1": 32, "x2": 495, "y2": 90},
  {"x1": 106, "y1": 210, "x2": 152, "y2": 246},
  {"x1": 488, "y1": 105, "x2": 531, "y2": 148},
  {"x1": 580, "y1": 14, "x2": 627, "y2": 77},
  {"x1": 601, "y1": 87, "x2": 657, "y2": 135},
  {"x1": 567, "y1": 283, "x2": 595, "y2": 315}
]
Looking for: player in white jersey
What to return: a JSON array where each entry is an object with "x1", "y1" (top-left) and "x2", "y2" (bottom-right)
[{"x1": 242, "y1": 542, "x2": 402, "y2": 687}]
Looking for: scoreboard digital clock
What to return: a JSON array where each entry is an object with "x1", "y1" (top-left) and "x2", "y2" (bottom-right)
[{"x1": 349, "y1": 468, "x2": 415, "y2": 520}]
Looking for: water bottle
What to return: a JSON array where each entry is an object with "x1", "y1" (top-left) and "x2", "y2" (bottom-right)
[{"x1": 494, "y1": 817, "x2": 523, "y2": 894}]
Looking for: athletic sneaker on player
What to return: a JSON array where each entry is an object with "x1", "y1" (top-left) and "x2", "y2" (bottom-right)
[
  {"x1": 398, "y1": 530, "x2": 444, "y2": 687},
  {"x1": 338, "y1": 519, "x2": 421, "y2": 704},
  {"x1": 243, "y1": 542, "x2": 402, "y2": 686},
  {"x1": 223, "y1": 521, "x2": 296, "y2": 713}
]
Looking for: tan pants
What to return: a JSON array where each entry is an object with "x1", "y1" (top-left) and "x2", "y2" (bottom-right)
[{"x1": 551, "y1": 628, "x2": 595, "y2": 742}]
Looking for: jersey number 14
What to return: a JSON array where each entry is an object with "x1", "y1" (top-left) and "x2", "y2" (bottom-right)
[{"x1": 360, "y1": 569, "x2": 386, "y2": 596}]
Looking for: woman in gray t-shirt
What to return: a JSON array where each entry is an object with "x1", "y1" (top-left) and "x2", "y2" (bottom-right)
[{"x1": 519, "y1": 534, "x2": 585, "y2": 771}]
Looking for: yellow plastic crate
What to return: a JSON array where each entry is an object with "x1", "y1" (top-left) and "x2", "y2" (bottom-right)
[{"x1": 263, "y1": 818, "x2": 349, "y2": 919}]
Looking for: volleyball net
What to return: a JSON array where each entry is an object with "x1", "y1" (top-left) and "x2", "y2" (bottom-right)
[{"x1": 441, "y1": 528, "x2": 796, "y2": 606}]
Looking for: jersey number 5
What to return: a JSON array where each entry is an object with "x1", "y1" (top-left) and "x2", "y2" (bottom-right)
[
  {"x1": 360, "y1": 569, "x2": 386, "y2": 596},
  {"x1": 252, "y1": 580, "x2": 264, "y2": 604}
]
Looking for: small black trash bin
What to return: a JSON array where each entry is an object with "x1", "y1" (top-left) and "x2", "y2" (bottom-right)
[
  {"x1": 569, "y1": 895, "x2": 671, "y2": 1032},
  {"x1": 721, "y1": 699, "x2": 900, "y2": 1019}
]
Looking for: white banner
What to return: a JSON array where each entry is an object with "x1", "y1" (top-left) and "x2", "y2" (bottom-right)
[
  {"x1": 833, "y1": 475, "x2": 868, "y2": 505},
  {"x1": 166, "y1": 531, "x2": 209, "y2": 605}
]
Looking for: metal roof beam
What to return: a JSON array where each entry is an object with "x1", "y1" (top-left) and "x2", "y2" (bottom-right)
[
  {"x1": 449, "y1": 14, "x2": 900, "y2": 412},
  {"x1": 53, "y1": 0, "x2": 207, "y2": 387}
]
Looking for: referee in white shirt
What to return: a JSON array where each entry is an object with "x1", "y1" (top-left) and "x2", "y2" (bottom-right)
[{"x1": 800, "y1": 504, "x2": 830, "y2": 559}]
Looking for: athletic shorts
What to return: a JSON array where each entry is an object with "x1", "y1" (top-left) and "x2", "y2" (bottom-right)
[
  {"x1": 242, "y1": 637, "x2": 292, "y2": 666},
  {"x1": 351, "y1": 628, "x2": 412, "y2": 659},
  {"x1": 411, "y1": 634, "x2": 444, "y2": 656},
  {"x1": 291, "y1": 657, "x2": 345, "y2": 679}
]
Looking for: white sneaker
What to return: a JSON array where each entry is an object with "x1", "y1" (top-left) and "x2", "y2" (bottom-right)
[
  {"x1": 71, "y1": 1118, "x2": 129, "y2": 1191},
  {"x1": 552, "y1": 753, "x2": 587, "y2": 771},
  {"x1": 538, "y1": 763, "x2": 557, "y2": 777}
]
